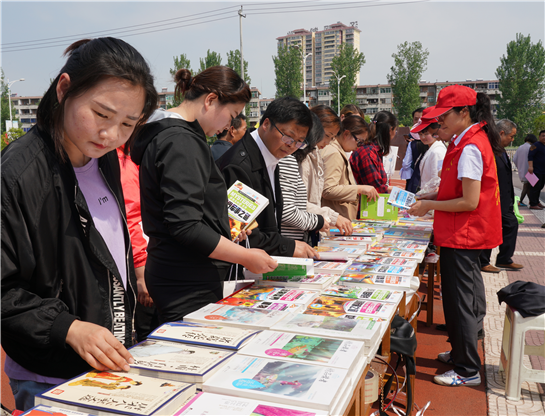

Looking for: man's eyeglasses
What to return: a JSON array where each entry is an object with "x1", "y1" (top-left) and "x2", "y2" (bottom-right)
[{"x1": 272, "y1": 123, "x2": 308, "y2": 150}]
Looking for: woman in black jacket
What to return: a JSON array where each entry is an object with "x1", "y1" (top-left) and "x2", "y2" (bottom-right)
[
  {"x1": 131, "y1": 66, "x2": 276, "y2": 324},
  {"x1": 1, "y1": 38, "x2": 157, "y2": 410}
]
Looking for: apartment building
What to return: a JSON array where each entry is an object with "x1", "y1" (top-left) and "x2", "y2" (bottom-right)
[
  {"x1": 277, "y1": 21, "x2": 361, "y2": 88},
  {"x1": 304, "y1": 79, "x2": 501, "y2": 118},
  {"x1": 9, "y1": 95, "x2": 41, "y2": 132},
  {"x1": 158, "y1": 88, "x2": 175, "y2": 109}
]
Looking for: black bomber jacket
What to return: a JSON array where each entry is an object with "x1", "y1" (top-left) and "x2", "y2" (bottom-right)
[{"x1": 1, "y1": 126, "x2": 136, "y2": 379}]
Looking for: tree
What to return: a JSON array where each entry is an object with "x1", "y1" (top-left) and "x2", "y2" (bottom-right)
[
  {"x1": 329, "y1": 44, "x2": 366, "y2": 113},
  {"x1": 199, "y1": 49, "x2": 222, "y2": 73},
  {"x1": 386, "y1": 41, "x2": 429, "y2": 127},
  {"x1": 1, "y1": 127, "x2": 24, "y2": 150},
  {"x1": 226, "y1": 49, "x2": 251, "y2": 86},
  {"x1": 534, "y1": 114, "x2": 545, "y2": 137},
  {"x1": 496, "y1": 33, "x2": 545, "y2": 143},
  {"x1": 1, "y1": 69, "x2": 16, "y2": 136},
  {"x1": 273, "y1": 45, "x2": 302, "y2": 99},
  {"x1": 169, "y1": 54, "x2": 192, "y2": 78}
]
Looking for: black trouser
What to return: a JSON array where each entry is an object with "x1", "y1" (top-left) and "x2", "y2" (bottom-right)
[
  {"x1": 528, "y1": 173, "x2": 545, "y2": 206},
  {"x1": 479, "y1": 211, "x2": 519, "y2": 266},
  {"x1": 520, "y1": 181, "x2": 531, "y2": 204},
  {"x1": 441, "y1": 247, "x2": 485, "y2": 377}
]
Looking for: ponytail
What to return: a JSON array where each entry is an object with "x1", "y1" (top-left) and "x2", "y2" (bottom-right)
[{"x1": 368, "y1": 111, "x2": 397, "y2": 156}]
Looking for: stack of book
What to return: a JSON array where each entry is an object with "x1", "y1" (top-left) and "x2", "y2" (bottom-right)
[{"x1": 256, "y1": 273, "x2": 337, "y2": 291}]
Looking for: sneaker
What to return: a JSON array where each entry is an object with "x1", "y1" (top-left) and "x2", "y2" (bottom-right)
[
  {"x1": 433, "y1": 369, "x2": 481, "y2": 386},
  {"x1": 437, "y1": 351, "x2": 453, "y2": 364},
  {"x1": 518, "y1": 202, "x2": 527, "y2": 207}
]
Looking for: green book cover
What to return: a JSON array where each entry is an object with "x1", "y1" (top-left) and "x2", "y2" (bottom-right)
[{"x1": 360, "y1": 194, "x2": 398, "y2": 220}]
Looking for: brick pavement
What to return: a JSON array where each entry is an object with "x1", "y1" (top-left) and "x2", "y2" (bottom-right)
[{"x1": 483, "y1": 183, "x2": 545, "y2": 416}]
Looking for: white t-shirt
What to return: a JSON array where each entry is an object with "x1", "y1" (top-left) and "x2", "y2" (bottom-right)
[{"x1": 454, "y1": 124, "x2": 483, "y2": 181}]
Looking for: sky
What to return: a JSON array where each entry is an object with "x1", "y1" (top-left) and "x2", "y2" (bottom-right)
[{"x1": 1, "y1": 0, "x2": 544, "y2": 100}]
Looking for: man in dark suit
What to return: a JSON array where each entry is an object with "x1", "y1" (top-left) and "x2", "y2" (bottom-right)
[
  {"x1": 217, "y1": 97, "x2": 317, "y2": 258},
  {"x1": 480, "y1": 119, "x2": 523, "y2": 273}
]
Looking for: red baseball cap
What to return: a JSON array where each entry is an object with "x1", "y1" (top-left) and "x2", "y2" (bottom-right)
[
  {"x1": 410, "y1": 106, "x2": 437, "y2": 133},
  {"x1": 421, "y1": 85, "x2": 477, "y2": 120}
]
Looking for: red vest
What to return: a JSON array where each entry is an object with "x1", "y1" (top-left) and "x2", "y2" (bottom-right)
[{"x1": 434, "y1": 124, "x2": 502, "y2": 249}]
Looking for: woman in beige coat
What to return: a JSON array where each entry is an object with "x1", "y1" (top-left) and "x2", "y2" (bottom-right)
[{"x1": 321, "y1": 115, "x2": 379, "y2": 219}]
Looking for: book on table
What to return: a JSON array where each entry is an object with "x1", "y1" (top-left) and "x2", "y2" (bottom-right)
[
  {"x1": 271, "y1": 314, "x2": 382, "y2": 354},
  {"x1": 383, "y1": 229, "x2": 432, "y2": 241},
  {"x1": 379, "y1": 238, "x2": 429, "y2": 251},
  {"x1": 35, "y1": 370, "x2": 196, "y2": 416},
  {"x1": 202, "y1": 355, "x2": 349, "y2": 412},
  {"x1": 148, "y1": 321, "x2": 260, "y2": 350},
  {"x1": 354, "y1": 254, "x2": 419, "y2": 268},
  {"x1": 183, "y1": 304, "x2": 289, "y2": 330},
  {"x1": 217, "y1": 297, "x2": 306, "y2": 313},
  {"x1": 228, "y1": 285, "x2": 319, "y2": 308},
  {"x1": 343, "y1": 262, "x2": 416, "y2": 278},
  {"x1": 20, "y1": 404, "x2": 94, "y2": 416},
  {"x1": 315, "y1": 246, "x2": 366, "y2": 258},
  {"x1": 227, "y1": 181, "x2": 269, "y2": 240},
  {"x1": 313, "y1": 260, "x2": 350, "y2": 275},
  {"x1": 304, "y1": 295, "x2": 397, "y2": 320},
  {"x1": 322, "y1": 284, "x2": 404, "y2": 304},
  {"x1": 238, "y1": 330, "x2": 365, "y2": 370},
  {"x1": 255, "y1": 273, "x2": 337, "y2": 290},
  {"x1": 174, "y1": 391, "x2": 329, "y2": 415},
  {"x1": 366, "y1": 245, "x2": 426, "y2": 261},
  {"x1": 127, "y1": 339, "x2": 235, "y2": 386},
  {"x1": 338, "y1": 273, "x2": 413, "y2": 289},
  {"x1": 320, "y1": 236, "x2": 376, "y2": 246},
  {"x1": 387, "y1": 186, "x2": 417, "y2": 210}
]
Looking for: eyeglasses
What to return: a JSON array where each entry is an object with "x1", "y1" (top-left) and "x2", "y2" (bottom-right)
[
  {"x1": 351, "y1": 132, "x2": 365, "y2": 144},
  {"x1": 272, "y1": 123, "x2": 308, "y2": 150}
]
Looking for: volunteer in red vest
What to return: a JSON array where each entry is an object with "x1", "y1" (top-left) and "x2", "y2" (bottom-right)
[{"x1": 408, "y1": 85, "x2": 503, "y2": 387}]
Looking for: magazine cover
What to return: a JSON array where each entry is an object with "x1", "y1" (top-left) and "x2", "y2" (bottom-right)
[
  {"x1": 387, "y1": 186, "x2": 417, "y2": 210},
  {"x1": 148, "y1": 322, "x2": 260, "y2": 350},
  {"x1": 315, "y1": 246, "x2": 366, "y2": 258},
  {"x1": 231, "y1": 286, "x2": 319, "y2": 307},
  {"x1": 184, "y1": 304, "x2": 288, "y2": 330},
  {"x1": 304, "y1": 296, "x2": 396, "y2": 320},
  {"x1": 338, "y1": 274, "x2": 412, "y2": 288},
  {"x1": 202, "y1": 356, "x2": 348, "y2": 412},
  {"x1": 20, "y1": 405, "x2": 93, "y2": 416},
  {"x1": 313, "y1": 261, "x2": 349, "y2": 275},
  {"x1": 238, "y1": 330, "x2": 364, "y2": 369},
  {"x1": 383, "y1": 229, "x2": 432, "y2": 241},
  {"x1": 128, "y1": 339, "x2": 235, "y2": 383},
  {"x1": 257, "y1": 274, "x2": 336, "y2": 290},
  {"x1": 344, "y1": 262, "x2": 415, "y2": 277},
  {"x1": 227, "y1": 181, "x2": 269, "y2": 240},
  {"x1": 379, "y1": 238, "x2": 428, "y2": 250},
  {"x1": 35, "y1": 370, "x2": 195, "y2": 416},
  {"x1": 322, "y1": 285, "x2": 404, "y2": 304},
  {"x1": 354, "y1": 254, "x2": 418, "y2": 268},
  {"x1": 174, "y1": 391, "x2": 328, "y2": 415},
  {"x1": 218, "y1": 297, "x2": 305, "y2": 312}
]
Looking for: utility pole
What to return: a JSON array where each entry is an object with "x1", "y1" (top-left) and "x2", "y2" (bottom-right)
[
  {"x1": 303, "y1": 53, "x2": 312, "y2": 107},
  {"x1": 333, "y1": 71, "x2": 346, "y2": 115},
  {"x1": 238, "y1": 6, "x2": 246, "y2": 82}
]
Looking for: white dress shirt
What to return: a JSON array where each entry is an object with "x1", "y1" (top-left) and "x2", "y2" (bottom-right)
[{"x1": 251, "y1": 129, "x2": 280, "y2": 202}]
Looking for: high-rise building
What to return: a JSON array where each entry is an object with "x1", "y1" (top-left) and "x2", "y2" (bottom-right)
[{"x1": 276, "y1": 21, "x2": 361, "y2": 88}]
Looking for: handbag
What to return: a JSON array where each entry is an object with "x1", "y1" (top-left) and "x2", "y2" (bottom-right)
[{"x1": 513, "y1": 196, "x2": 524, "y2": 224}]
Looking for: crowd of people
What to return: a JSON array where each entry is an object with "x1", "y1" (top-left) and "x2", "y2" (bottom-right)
[{"x1": 1, "y1": 37, "x2": 542, "y2": 410}]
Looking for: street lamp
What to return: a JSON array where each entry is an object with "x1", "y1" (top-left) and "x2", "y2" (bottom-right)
[
  {"x1": 7, "y1": 78, "x2": 25, "y2": 123},
  {"x1": 302, "y1": 52, "x2": 312, "y2": 107},
  {"x1": 333, "y1": 72, "x2": 346, "y2": 115}
]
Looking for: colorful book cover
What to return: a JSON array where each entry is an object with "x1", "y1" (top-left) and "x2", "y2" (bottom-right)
[
  {"x1": 360, "y1": 194, "x2": 398, "y2": 220},
  {"x1": 387, "y1": 186, "x2": 417, "y2": 210},
  {"x1": 271, "y1": 314, "x2": 381, "y2": 352},
  {"x1": 239, "y1": 330, "x2": 363, "y2": 369},
  {"x1": 379, "y1": 238, "x2": 428, "y2": 250},
  {"x1": 338, "y1": 274, "x2": 412, "y2": 288},
  {"x1": 263, "y1": 257, "x2": 314, "y2": 278},
  {"x1": 354, "y1": 254, "x2": 418, "y2": 268},
  {"x1": 344, "y1": 262, "x2": 415, "y2": 277},
  {"x1": 313, "y1": 261, "x2": 349, "y2": 275},
  {"x1": 35, "y1": 370, "x2": 195, "y2": 416},
  {"x1": 184, "y1": 304, "x2": 288, "y2": 330},
  {"x1": 218, "y1": 297, "x2": 304, "y2": 312},
  {"x1": 174, "y1": 392, "x2": 328, "y2": 415},
  {"x1": 367, "y1": 245, "x2": 426, "y2": 255},
  {"x1": 304, "y1": 296, "x2": 396, "y2": 320},
  {"x1": 315, "y1": 246, "x2": 366, "y2": 257},
  {"x1": 322, "y1": 285, "x2": 403, "y2": 304},
  {"x1": 148, "y1": 322, "x2": 259, "y2": 350},
  {"x1": 202, "y1": 356, "x2": 348, "y2": 412},
  {"x1": 227, "y1": 181, "x2": 269, "y2": 240},
  {"x1": 231, "y1": 286, "x2": 319, "y2": 306},
  {"x1": 383, "y1": 229, "x2": 432, "y2": 241},
  {"x1": 20, "y1": 404, "x2": 93, "y2": 416},
  {"x1": 257, "y1": 274, "x2": 336, "y2": 291},
  {"x1": 128, "y1": 339, "x2": 235, "y2": 382}
]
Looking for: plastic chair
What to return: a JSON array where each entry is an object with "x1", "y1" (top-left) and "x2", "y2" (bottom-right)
[{"x1": 499, "y1": 306, "x2": 545, "y2": 400}]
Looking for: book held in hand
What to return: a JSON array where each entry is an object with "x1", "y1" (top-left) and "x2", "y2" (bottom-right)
[
  {"x1": 202, "y1": 356, "x2": 349, "y2": 412},
  {"x1": 387, "y1": 186, "x2": 417, "y2": 210},
  {"x1": 360, "y1": 194, "x2": 398, "y2": 220},
  {"x1": 255, "y1": 273, "x2": 337, "y2": 290},
  {"x1": 227, "y1": 181, "x2": 269, "y2": 240},
  {"x1": 35, "y1": 370, "x2": 196, "y2": 416},
  {"x1": 148, "y1": 321, "x2": 260, "y2": 350},
  {"x1": 128, "y1": 339, "x2": 235, "y2": 385}
]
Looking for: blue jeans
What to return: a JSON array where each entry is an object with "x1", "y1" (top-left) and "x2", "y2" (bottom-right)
[{"x1": 9, "y1": 378, "x2": 56, "y2": 411}]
